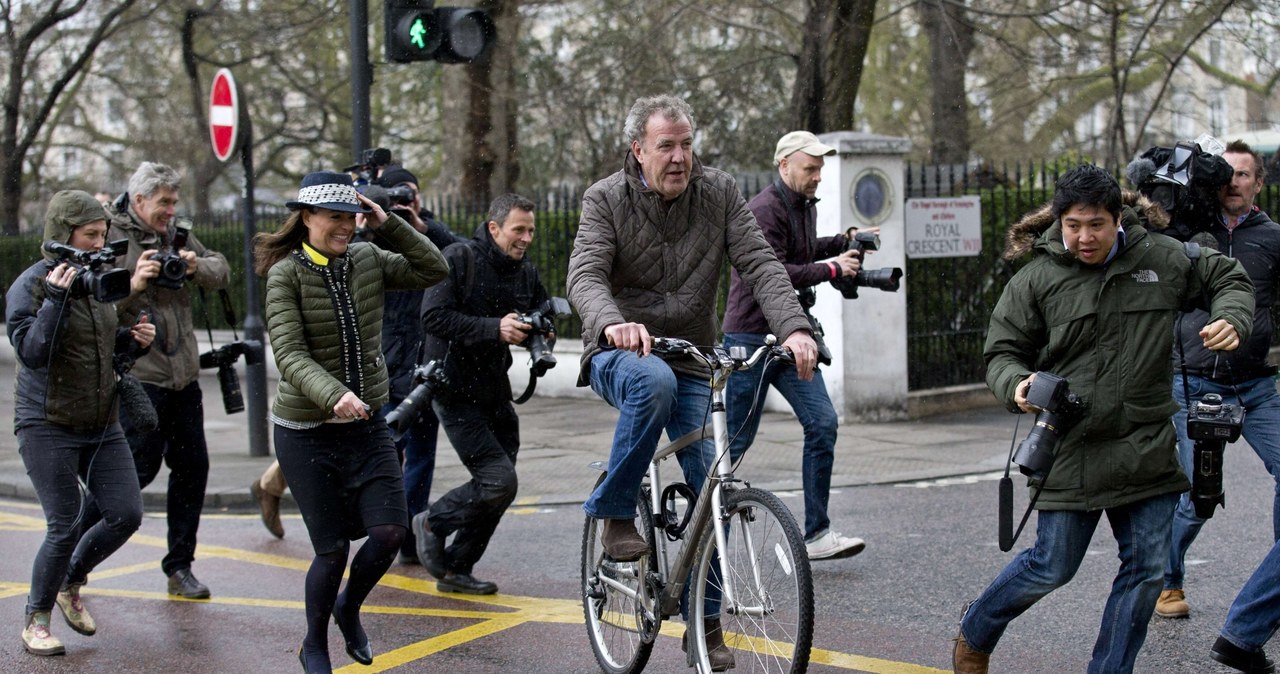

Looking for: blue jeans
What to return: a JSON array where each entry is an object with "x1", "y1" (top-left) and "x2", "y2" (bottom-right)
[
  {"x1": 724, "y1": 332, "x2": 837, "y2": 539},
  {"x1": 582, "y1": 349, "x2": 716, "y2": 520},
  {"x1": 1221, "y1": 536, "x2": 1280, "y2": 651},
  {"x1": 961, "y1": 492, "x2": 1178, "y2": 674},
  {"x1": 19, "y1": 423, "x2": 143, "y2": 615},
  {"x1": 1165, "y1": 375, "x2": 1280, "y2": 589},
  {"x1": 581, "y1": 349, "x2": 719, "y2": 619},
  {"x1": 377, "y1": 401, "x2": 439, "y2": 558}
]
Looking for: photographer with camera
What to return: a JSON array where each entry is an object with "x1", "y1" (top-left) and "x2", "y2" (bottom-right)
[
  {"x1": 91, "y1": 162, "x2": 230, "y2": 600},
  {"x1": 722, "y1": 130, "x2": 866, "y2": 561},
  {"x1": 1150, "y1": 141, "x2": 1280, "y2": 627},
  {"x1": 411, "y1": 193, "x2": 551, "y2": 595},
  {"x1": 953, "y1": 165, "x2": 1254, "y2": 674},
  {"x1": 6, "y1": 191, "x2": 156, "y2": 656}
]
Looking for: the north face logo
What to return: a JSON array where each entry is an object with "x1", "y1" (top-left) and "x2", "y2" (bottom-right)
[{"x1": 1131, "y1": 269, "x2": 1159, "y2": 283}]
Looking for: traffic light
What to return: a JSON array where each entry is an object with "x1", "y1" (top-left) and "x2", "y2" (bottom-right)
[{"x1": 385, "y1": 0, "x2": 496, "y2": 64}]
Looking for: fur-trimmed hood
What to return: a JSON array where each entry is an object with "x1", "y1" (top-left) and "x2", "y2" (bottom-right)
[{"x1": 1001, "y1": 190, "x2": 1170, "y2": 261}]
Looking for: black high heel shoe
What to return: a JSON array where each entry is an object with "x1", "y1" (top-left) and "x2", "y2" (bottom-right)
[
  {"x1": 298, "y1": 642, "x2": 333, "y2": 674},
  {"x1": 333, "y1": 607, "x2": 374, "y2": 666}
]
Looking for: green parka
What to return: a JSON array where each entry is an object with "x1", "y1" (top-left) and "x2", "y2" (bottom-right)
[
  {"x1": 985, "y1": 193, "x2": 1255, "y2": 510},
  {"x1": 265, "y1": 213, "x2": 448, "y2": 424}
]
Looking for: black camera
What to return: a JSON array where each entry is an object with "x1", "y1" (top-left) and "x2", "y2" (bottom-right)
[
  {"x1": 1012, "y1": 372, "x2": 1086, "y2": 482},
  {"x1": 344, "y1": 147, "x2": 393, "y2": 186},
  {"x1": 518, "y1": 297, "x2": 573, "y2": 377},
  {"x1": 1185, "y1": 392, "x2": 1244, "y2": 519},
  {"x1": 1127, "y1": 138, "x2": 1233, "y2": 238},
  {"x1": 385, "y1": 360, "x2": 448, "y2": 440},
  {"x1": 830, "y1": 231, "x2": 904, "y2": 299},
  {"x1": 795, "y1": 286, "x2": 833, "y2": 366},
  {"x1": 43, "y1": 239, "x2": 131, "y2": 303},
  {"x1": 383, "y1": 185, "x2": 417, "y2": 207},
  {"x1": 151, "y1": 219, "x2": 192, "y2": 290},
  {"x1": 198, "y1": 339, "x2": 264, "y2": 414}
]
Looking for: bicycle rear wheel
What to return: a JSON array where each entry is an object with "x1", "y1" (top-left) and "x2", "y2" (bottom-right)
[
  {"x1": 691, "y1": 487, "x2": 813, "y2": 673},
  {"x1": 582, "y1": 477, "x2": 660, "y2": 674}
]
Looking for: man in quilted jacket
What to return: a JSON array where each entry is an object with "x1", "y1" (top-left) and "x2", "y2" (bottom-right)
[{"x1": 567, "y1": 94, "x2": 817, "y2": 671}]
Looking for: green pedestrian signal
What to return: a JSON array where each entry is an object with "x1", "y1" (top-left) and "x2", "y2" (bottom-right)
[
  {"x1": 385, "y1": 0, "x2": 496, "y2": 64},
  {"x1": 409, "y1": 16, "x2": 428, "y2": 50}
]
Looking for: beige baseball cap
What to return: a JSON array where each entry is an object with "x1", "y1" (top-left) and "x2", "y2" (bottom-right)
[{"x1": 774, "y1": 131, "x2": 837, "y2": 164}]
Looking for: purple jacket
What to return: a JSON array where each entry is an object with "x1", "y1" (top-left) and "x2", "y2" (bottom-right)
[{"x1": 722, "y1": 180, "x2": 848, "y2": 334}]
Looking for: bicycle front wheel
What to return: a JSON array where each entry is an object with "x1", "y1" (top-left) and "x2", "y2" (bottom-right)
[
  {"x1": 691, "y1": 487, "x2": 813, "y2": 673},
  {"x1": 582, "y1": 476, "x2": 660, "y2": 674}
]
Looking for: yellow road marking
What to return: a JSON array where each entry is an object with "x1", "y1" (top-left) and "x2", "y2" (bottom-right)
[{"x1": 0, "y1": 498, "x2": 941, "y2": 672}]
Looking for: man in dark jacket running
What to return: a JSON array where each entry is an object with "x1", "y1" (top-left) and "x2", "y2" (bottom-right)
[
  {"x1": 953, "y1": 165, "x2": 1254, "y2": 674},
  {"x1": 412, "y1": 193, "x2": 550, "y2": 595},
  {"x1": 1157, "y1": 140, "x2": 1280, "y2": 623}
]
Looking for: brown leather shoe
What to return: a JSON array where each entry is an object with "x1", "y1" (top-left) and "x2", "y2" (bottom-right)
[
  {"x1": 682, "y1": 619, "x2": 735, "y2": 672},
  {"x1": 1155, "y1": 588, "x2": 1189, "y2": 619},
  {"x1": 600, "y1": 518, "x2": 648, "y2": 562},
  {"x1": 953, "y1": 631, "x2": 990, "y2": 674},
  {"x1": 251, "y1": 480, "x2": 284, "y2": 539}
]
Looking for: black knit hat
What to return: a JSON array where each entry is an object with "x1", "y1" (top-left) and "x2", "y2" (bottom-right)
[{"x1": 379, "y1": 166, "x2": 419, "y2": 188}]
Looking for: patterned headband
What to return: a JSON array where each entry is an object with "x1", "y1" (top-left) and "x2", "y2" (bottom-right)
[{"x1": 296, "y1": 183, "x2": 360, "y2": 207}]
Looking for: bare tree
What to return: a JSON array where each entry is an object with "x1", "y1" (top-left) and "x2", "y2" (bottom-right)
[
  {"x1": 1, "y1": 0, "x2": 145, "y2": 234},
  {"x1": 919, "y1": 0, "x2": 975, "y2": 163},
  {"x1": 791, "y1": 0, "x2": 877, "y2": 133}
]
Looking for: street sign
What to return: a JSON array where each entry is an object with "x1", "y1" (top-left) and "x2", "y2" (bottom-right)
[
  {"x1": 208, "y1": 68, "x2": 239, "y2": 162},
  {"x1": 904, "y1": 196, "x2": 983, "y2": 258}
]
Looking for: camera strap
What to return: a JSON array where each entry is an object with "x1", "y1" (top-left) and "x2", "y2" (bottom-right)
[
  {"x1": 197, "y1": 287, "x2": 241, "y2": 349},
  {"x1": 999, "y1": 413, "x2": 1048, "y2": 552}
]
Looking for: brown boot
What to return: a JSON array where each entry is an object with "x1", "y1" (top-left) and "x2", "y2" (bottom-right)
[
  {"x1": 681, "y1": 619, "x2": 735, "y2": 672},
  {"x1": 1155, "y1": 588, "x2": 1189, "y2": 619},
  {"x1": 600, "y1": 518, "x2": 648, "y2": 562},
  {"x1": 953, "y1": 631, "x2": 989, "y2": 674}
]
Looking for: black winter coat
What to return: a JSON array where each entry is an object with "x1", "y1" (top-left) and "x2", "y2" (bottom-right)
[{"x1": 420, "y1": 229, "x2": 550, "y2": 405}]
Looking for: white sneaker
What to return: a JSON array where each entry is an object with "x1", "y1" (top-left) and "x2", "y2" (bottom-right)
[{"x1": 805, "y1": 529, "x2": 865, "y2": 560}]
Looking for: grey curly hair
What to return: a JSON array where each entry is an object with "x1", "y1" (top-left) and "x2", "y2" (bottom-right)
[{"x1": 624, "y1": 95, "x2": 695, "y2": 146}]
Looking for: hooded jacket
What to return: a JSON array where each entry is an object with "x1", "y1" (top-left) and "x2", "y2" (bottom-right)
[
  {"x1": 420, "y1": 224, "x2": 550, "y2": 405},
  {"x1": 567, "y1": 151, "x2": 810, "y2": 383},
  {"x1": 986, "y1": 192, "x2": 1254, "y2": 510},
  {"x1": 6, "y1": 191, "x2": 148, "y2": 432},
  {"x1": 265, "y1": 213, "x2": 449, "y2": 424},
  {"x1": 1171, "y1": 207, "x2": 1280, "y2": 383},
  {"x1": 107, "y1": 197, "x2": 230, "y2": 390}
]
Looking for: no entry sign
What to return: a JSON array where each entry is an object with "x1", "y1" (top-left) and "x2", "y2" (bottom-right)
[{"x1": 208, "y1": 68, "x2": 239, "y2": 162}]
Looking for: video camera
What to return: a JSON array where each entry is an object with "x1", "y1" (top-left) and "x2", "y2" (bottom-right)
[
  {"x1": 43, "y1": 239, "x2": 131, "y2": 303},
  {"x1": 344, "y1": 147, "x2": 393, "y2": 186},
  {"x1": 1185, "y1": 392, "x2": 1243, "y2": 519},
  {"x1": 1126, "y1": 135, "x2": 1233, "y2": 238},
  {"x1": 830, "y1": 231, "x2": 903, "y2": 299},
  {"x1": 150, "y1": 218, "x2": 193, "y2": 291},
  {"x1": 199, "y1": 339, "x2": 264, "y2": 414},
  {"x1": 385, "y1": 360, "x2": 448, "y2": 440},
  {"x1": 518, "y1": 297, "x2": 573, "y2": 377},
  {"x1": 1012, "y1": 372, "x2": 1086, "y2": 483}
]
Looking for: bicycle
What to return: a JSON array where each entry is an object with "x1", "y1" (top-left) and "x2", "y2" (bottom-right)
[{"x1": 581, "y1": 337, "x2": 815, "y2": 674}]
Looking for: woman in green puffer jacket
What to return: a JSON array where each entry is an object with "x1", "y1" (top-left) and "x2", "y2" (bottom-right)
[{"x1": 254, "y1": 172, "x2": 447, "y2": 673}]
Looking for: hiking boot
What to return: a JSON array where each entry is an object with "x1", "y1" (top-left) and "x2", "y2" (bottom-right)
[
  {"x1": 1155, "y1": 588, "x2": 1189, "y2": 619},
  {"x1": 952, "y1": 630, "x2": 989, "y2": 674},
  {"x1": 167, "y1": 568, "x2": 211, "y2": 599},
  {"x1": 681, "y1": 618, "x2": 735, "y2": 672},
  {"x1": 1211, "y1": 636, "x2": 1276, "y2": 673},
  {"x1": 600, "y1": 518, "x2": 648, "y2": 562},
  {"x1": 22, "y1": 611, "x2": 64, "y2": 656},
  {"x1": 804, "y1": 529, "x2": 865, "y2": 560},
  {"x1": 55, "y1": 583, "x2": 96, "y2": 636},
  {"x1": 250, "y1": 479, "x2": 284, "y2": 539}
]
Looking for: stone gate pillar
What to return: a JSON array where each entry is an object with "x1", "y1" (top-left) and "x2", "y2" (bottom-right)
[{"x1": 811, "y1": 131, "x2": 912, "y2": 422}]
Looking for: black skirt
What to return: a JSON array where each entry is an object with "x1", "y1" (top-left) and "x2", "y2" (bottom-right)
[{"x1": 274, "y1": 420, "x2": 407, "y2": 555}]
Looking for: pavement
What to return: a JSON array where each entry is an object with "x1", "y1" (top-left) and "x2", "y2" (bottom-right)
[{"x1": 0, "y1": 334, "x2": 1017, "y2": 513}]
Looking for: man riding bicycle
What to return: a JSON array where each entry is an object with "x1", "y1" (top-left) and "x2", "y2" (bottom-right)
[{"x1": 567, "y1": 94, "x2": 817, "y2": 671}]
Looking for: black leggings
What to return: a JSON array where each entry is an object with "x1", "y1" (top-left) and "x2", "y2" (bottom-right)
[{"x1": 302, "y1": 523, "x2": 404, "y2": 654}]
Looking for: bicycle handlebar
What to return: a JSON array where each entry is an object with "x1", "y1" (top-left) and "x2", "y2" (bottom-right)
[{"x1": 650, "y1": 337, "x2": 793, "y2": 372}]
